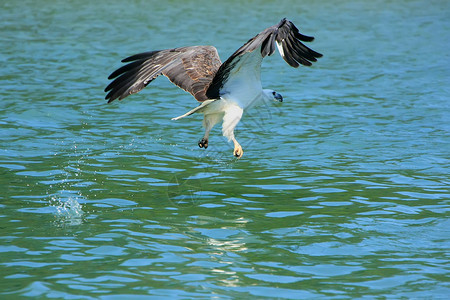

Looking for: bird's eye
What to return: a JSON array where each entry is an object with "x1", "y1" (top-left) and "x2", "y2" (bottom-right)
[{"x1": 272, "y1": 91, "x2": 276, "y2": 95}]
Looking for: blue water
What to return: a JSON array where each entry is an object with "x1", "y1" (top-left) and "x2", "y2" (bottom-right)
[{"x1": 1, "y1": 0, "x2": 449, "y2": 298}]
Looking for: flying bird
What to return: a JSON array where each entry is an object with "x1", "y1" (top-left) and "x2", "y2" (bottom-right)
[{"x1": 105, "y1": 18, "x2": 322, "y2": 158}]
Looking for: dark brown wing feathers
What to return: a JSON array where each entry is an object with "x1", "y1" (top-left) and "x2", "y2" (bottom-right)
[
  {"x1": 105, "y1": 46, "x2": 221, "y2": 102},
  {"x1": 166, "y1": 49, "x2": 221, "y2": 101}
]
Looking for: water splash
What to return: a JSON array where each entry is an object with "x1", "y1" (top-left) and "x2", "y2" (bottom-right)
[{"x1": 50, "y1": 194, "x2": 85, "y2": 226}]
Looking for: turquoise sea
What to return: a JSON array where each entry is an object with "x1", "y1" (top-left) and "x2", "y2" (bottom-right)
[{"x1": 1, "y1": 0, "x2": 449, "y2": 298}]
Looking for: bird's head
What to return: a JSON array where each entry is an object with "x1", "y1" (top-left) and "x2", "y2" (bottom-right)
[{"x1": 263, "y1": 89, "x2": 283, "y2": 102}]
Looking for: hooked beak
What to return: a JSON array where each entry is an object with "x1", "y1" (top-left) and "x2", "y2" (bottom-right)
[{"x1": 274, "y1": 92, "x2": 283, "y2": 102}]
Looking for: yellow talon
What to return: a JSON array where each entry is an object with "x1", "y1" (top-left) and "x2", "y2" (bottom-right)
[{"x1": 234, "y1": 145, "x2": 244, "y2": 158}]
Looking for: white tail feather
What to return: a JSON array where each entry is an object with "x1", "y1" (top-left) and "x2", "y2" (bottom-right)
[{"x1": 171, "y1": 99, "x2": 217, "y2": 120}]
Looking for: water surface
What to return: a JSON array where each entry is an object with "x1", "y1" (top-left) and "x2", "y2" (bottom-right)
[{"x1": 1, "y1": 0, "x2": 449, "y2": 298}]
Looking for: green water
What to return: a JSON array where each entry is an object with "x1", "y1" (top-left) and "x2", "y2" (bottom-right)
[{"x1": 1, "y1": 0, "x2": 449, "y2": 298}]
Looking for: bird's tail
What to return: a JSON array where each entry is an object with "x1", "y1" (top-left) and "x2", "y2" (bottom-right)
[{"x1": 171, "y1": 99, "x2": 217, "y2": 120}]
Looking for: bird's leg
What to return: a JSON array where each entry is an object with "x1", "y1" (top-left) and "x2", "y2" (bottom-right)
[
  {"x1": 198, "y1": 127, "x2": 211, "y2": 149},
  {"x1": 199, "y1": 114, "x2": 219, "y2": 149},
  {"x1": 222, "y1": 105, "x2": 244, "y2": 158}
]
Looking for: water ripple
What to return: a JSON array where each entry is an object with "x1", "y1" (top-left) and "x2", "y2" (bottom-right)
[{"x1": 1, "y1": 0, "x2": 449, "y2": 298}]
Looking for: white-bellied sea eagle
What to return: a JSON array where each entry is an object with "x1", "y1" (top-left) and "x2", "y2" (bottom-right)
[{"x1": 105, "y1": 18, "x2": 322, "y2": 158}]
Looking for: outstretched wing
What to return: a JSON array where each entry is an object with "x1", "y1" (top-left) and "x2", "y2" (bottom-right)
[
  {"x1": 105, "y1": 46, "x2": 222, "y2": 103},
  {"x1": 206, "y1": 18, "x2": 322, "y2": 99}
]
